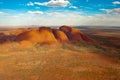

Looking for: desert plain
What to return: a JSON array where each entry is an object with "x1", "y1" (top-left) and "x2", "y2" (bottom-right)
[{"x1": 0, "y1": 26, "x2": 120, "y2": 80}]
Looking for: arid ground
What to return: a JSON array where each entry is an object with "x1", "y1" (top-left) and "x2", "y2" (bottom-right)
[{"x1": 0, "y1": 26, "x2": 120, "y2": 80}]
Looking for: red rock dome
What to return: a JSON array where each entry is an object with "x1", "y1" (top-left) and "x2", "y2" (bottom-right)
[
  {"x1": 52, "y1": 29, "x2": 69, "y2": 42},
  {"x1": 60, "y1": 25, "x2": 95, "y2": 42}
]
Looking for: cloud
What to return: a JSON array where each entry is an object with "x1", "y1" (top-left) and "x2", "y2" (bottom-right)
[
  {"x1": 27, "y1": 11, "x2": 44, "y2": 14},
  {"x1": 33, "y1": 0, "x2": 70, "y2": 7},
  {"x1": 112, "y1": 1, "x2": 120, "y2": 5},
  {"x1": 100, "y1": 9, "x2": 112, "y2": 14},
  {"x1": 112, "y1": 8, "x2": 120, "y2": 14},
  {"x1": 100, "y1": 8, "x2": 120, "y2": 14},
  {"x1": 0, "y1": 11, "x2": 4, "y2": 14},
  {"x1": 26, "y1": 0, "x2": 77, "y2": 9},
  {"x1": 0, "y1": 11, "x2": 82, "y2": 26},
  {"x1": 69, "y1": 6, "x2": 77, "y2": 9},
  {"x1": 0, "y1": 10, "x2": 120, "y2": 27},
  {"x1": 12, "y1": 15, "x2": 20, "y2": 18},
  {"x1": 27, "y1": 2, "x2": 34, "y2": 6},
  {"x1": 85, "y1": 14, "x2": 120, "y2": 26}
]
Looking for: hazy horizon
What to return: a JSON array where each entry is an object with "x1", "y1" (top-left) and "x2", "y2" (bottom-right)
[{"x1": 0, "y1": 0, "x2": 120, "y2": 27}]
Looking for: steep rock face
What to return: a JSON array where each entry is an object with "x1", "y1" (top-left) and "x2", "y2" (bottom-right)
[
  {"x1": 0, "y1": 33, "x2": 4, "y2": 43},
  {"x1": 38, "y1": 27, "x2": 58, "y2": 45},
  {"x1": 59, "y1": 25, "x2": 95, "y2": 42},
  {"x1": 16, "y1": 27, "x2": 58, "y2": 45},
  {"x1": 52, "y1": 29, "x2": 69, "y2": 42},
  {"x1": 0, "y1": 35, "x2": 5, "y2": 43},
  {"x1": 0, "y1": 33, "x2": 15, "y2": 43}
]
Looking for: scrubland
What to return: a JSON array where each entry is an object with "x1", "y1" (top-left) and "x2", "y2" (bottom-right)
[
  {"x1": 0, "y1": 42, "x2": 120, "y2": 80},
  {"x1": 0, "y1": 27, "x2": 120, "y2": 80}
]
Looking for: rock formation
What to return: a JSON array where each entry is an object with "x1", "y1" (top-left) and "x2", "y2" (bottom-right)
[
  {"x1": 52, "y1": 29, "x2": 69, "y2": 42},
  {"x1": 60, "y1": 25, "x2": 95, "y2": 42},
  {"x1": 0, "y1": 26, "x2": 95, "y2": 46},
  {"x1": 16, "y1": 27, "x2": 58, "y2": 45}
]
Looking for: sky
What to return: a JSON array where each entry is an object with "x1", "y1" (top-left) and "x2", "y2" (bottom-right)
[{"x1": 0, "y1": 0, "x2": 120, "y2": 27}]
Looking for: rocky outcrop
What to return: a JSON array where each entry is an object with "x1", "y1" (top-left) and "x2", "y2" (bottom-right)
[
  {"x1": 16, "y1": 27, "x2": 58, "y2": 45},
  {"x1": 60, "y1": 25, "x2": 95, "y2": 42},
  {"x1": 0, "y1": 26, "x2": 95, "y2": 45},
  {"x1": 52, "y1": 29, "x2": 69, "y2": 42}
]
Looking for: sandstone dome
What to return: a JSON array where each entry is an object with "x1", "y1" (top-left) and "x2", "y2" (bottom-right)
[
  {"x1": 52, "y1": 29, "x2": 69, "y2": 42},
  {"x1": 15, "y1": 26, "x2": 95, "y2": 46},
  {"x1": 16, "y1": 27, "x2": 58, "y2": 45},
  {"x1": 59, "y1": 25, "x2": 95, "y2": 42}
]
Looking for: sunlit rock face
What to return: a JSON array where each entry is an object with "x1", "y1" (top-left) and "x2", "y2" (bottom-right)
[
  {"x1": 52, "y1": 29, "x2": 69, "y2": 43},
  {"x1": 0, "y1": 26, "x2": 95, "y2": 45},
  {"x1": 16, "y1": 27, "x2": 58, "y2": 45},
  {"x1": 59, "y1": 25, "x2": 95, "y2": 43}
]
